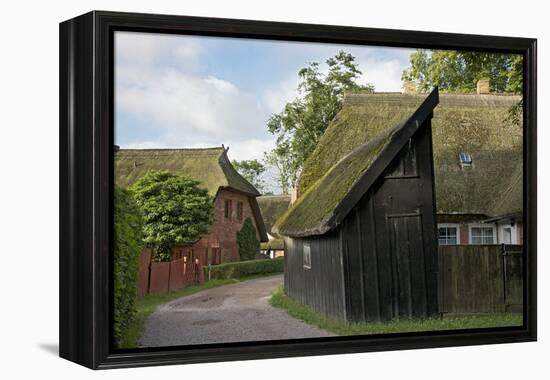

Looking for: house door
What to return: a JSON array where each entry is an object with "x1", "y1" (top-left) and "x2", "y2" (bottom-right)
[
  {"x1": 208, "y1": 247, "x2": 222, "y2": 265},
  {"x1": 387, "y1": 214, "x2": 429, "y2": 319}
]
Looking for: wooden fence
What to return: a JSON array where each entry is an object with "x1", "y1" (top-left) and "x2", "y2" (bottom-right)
[
  {"x1": 438, "y1": 244, "x2": 523, "y2": 314},
  {"x1": 137, "y1": 248, "x2": 205, "y2": 298}
]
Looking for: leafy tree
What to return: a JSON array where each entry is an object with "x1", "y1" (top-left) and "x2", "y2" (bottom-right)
[
  {"x1": 402, "y1": 49, "x2": 522, "y2": 125},
  {"x1": 266, "y1": 51, "x2": 374, "y2": 192},
  {"x1": 236, "y1": 217, "x2": 260, "y2": 261},
  {"x1": 113, "y1": 186, "x2": 143, "y2": 346},
  {"x1": 130, "y1": 170, "x2": 214, "y2": 262},
  {"x1": 232, "y1": 159, "x2": 267, "y2": 192},
  {"x1": 401, "y1": 50, "x2": 522, "y2": 93}
]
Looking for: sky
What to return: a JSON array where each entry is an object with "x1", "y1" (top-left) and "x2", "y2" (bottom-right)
[{"x1": 115, "y1": 31, "x2": 414, "y2": 163}]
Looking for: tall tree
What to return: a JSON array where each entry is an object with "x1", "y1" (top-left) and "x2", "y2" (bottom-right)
[
  {"x1": 402, "y1": 50, "x2": 523, "y2": 126},
  {"x1": 130, "y1": 170, "x2": 214, "y2": 262},
  {"x1": 402, "y1": 50, "x2": 522, "y2": 93},
  {"x1": 266, "y1": 51, "x2": 374, "y2": 193},
  {"x1": 232, "y1": 159, "x2": 267, "y2": 193}
]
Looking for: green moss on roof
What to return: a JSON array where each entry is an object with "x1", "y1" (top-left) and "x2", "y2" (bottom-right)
[
  {"x1": 298, "y1": 92, "x2": 523, "y2": 217},
  {"x1": 274, "y1": 127, "x2": 394, "y2": 237},
  {"x1": 114, "y1": 147, "x2": 259, "y2": 196},
  {"x1": 260, "y1": 238, "x2": 284, "y2": 250},
  {"x1": 491, "y1": 164, "x2": 523, "y2": 216},
  {"x1": 257, "y1": 195, "x2": 291, "y2": 237}
]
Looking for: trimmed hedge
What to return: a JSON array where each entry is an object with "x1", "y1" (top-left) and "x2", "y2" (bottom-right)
[
  {"x1": 113, "y1": 186, "x2": 143, "y2": 346},
  {"x1": 205, "y1": 257, "x2": 284, "y2": 280}
]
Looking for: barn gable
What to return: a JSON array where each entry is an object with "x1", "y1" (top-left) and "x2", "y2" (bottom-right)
[
  {"x1": 296, "y1": 91, "x2": 522, "y2": 218},
  {"x1": 274, "y1": 89, "x2": 440, "y2": 238}
]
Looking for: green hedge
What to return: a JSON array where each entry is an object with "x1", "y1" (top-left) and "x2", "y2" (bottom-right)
[
  {"x1": 205, "y1": 257, "x2": 284, "y2": 280},
  {"x1": 113, "y1": 186, "x2": 143, "y2": 346}
]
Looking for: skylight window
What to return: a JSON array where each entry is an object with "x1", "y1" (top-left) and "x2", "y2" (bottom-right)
[{"x1": 459, "y1": 152, "x2": 472, "y2": 166}]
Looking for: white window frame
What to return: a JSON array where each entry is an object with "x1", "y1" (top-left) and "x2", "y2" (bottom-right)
[
  {"x1": 468, "y1": 223, "x2": 497, "y2": 245},
  {"x1": 497, "y1": 223, "x2": 517, "y2": 245},
  {"x1": 303, "y1": 243, "x2": 311, "y2": 270},
  {"x1": 437, "y1": 223, "x2": 460, "y2": 245}
]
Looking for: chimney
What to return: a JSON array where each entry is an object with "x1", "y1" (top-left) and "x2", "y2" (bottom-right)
[
  {"x1": 402, "y1": 80, "x2": 417, "y2": 95},
  {"x1": 290, "y1": 186, "x2": 298, "y2": 204},
  {"x1": 476, "y1": 79, "x2": 490, "y2": 94}
]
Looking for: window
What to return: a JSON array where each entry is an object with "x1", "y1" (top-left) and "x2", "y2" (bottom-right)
[
  {"x1": 499, "y1": 224, "x2": 516, "y2": 244},
  {"x1": 502, "y1": 227, "x2": 513, "y2": 244},
  {"x1": 459, "y1": 152, "x2": 472, "y2": 167},
  {"x1": 438, "y1": 226, "x2": 458, "y2": 245},
  {"x1": 224, "y1": 199, "x2": 232, "y2": 219},
  {"x1": 303, "y1": 243, "x2": 311, "y2": 269},
  {"x1": 470, "y1": 226, "x2": 495, "y2": 244},
  {"x1": 385, "y1": 138, "x2": 417, "y2": 178},
  {"x1": 236, "y1": 201, "x2": 243, "y2": 221}
]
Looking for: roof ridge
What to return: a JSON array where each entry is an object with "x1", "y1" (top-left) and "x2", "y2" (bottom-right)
[
  {"x1": 344, "y1": 92, "x2": 520, "y2": 107},
  {"x1": 117, "y1": 146, "x2": 224, "y2": 152}
]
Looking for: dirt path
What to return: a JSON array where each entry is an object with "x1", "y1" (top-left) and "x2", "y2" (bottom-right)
[{"x1": 139, "y1": 274, "x2": 335, "y2": 347}]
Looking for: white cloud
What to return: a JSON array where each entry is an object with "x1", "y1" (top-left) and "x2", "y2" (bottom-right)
[
  {"x1": 357, "y1": 58, "x2": 408, "y2": 92},
  {"x1": 121, "y1": 137, "x2": 276, "y2": 163},
  {"x1": 116, "y1": 33, "x2": 269, "y2": 149},
  {"x1": 261, "y1": 75, "x2": 300, "y2": 115}
]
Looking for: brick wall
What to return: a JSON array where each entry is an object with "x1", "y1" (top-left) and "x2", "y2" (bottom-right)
[
  {"x1": 459, "y1": 224, "x2": 469, "y2": 244},
  {"x1": 172, "y1": 188, "x2": 261, "y2": 264}
]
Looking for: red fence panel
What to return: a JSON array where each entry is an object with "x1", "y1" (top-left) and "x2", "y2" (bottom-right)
[
  {"x1": 137, "y1": 248, "x2": 152, "y2": 298},
  {"x1": 149, "y1": 261, "x2": 170, "y2": 295},
  {"x1": 169, "y1": 258, "x2": 186, "y2": 291}
]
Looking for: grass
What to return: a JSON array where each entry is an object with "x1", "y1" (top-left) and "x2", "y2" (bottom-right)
[
  {"x1": 118, "y1": 273, "x2": 283, "y2": 349},
  {"x1": 270, "y1": 285, "x2": 522, "y2": 335}
]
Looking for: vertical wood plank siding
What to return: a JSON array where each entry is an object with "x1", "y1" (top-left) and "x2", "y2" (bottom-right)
[
  {"x1": 284, "y1": 232, "x2": 345, "y2": 320},
  {"x1": 438, "y1": 245, "x2": 523, "y2": 313},
  {"x1": 340, "y1": 123, "x2": 439, "y2": 322}
]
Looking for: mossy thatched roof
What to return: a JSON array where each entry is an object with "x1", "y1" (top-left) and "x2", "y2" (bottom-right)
[
  {"x1": 275, "y1": 90, "x2": 440, "y2": 237},
  {"x1": 114, "y1": 147, "x2": 260, "y2": 196},
  {"x1": 297, "y1": 92, "x2": 523, "y2": 219},
  {"x1": 260, "y1": 238, "x2": 284, "y2": 250},
  {"x1": 257, "y1": 195, "x2": 291, "y2": 238}
]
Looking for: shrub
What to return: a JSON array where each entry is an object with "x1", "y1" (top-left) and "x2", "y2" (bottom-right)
[
  {"x1": 206, "y1": 257, "x2": 284, "y2": 280},
  {"x1": 113, "y1": 186, "x2": 143, "y2": 346},
  {"x1": 237, "y1": 217, "x2": 260, "y2": 261},
  {"x1": 130, "y1": 170, "x2": 214, "y2": 261}
]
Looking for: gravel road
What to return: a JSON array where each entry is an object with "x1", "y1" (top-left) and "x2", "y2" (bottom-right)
[{"x1": 139, "y1": 274, "x2": 335, "y2": 347}]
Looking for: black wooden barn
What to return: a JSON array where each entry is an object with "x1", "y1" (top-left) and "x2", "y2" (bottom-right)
[{"x1": 273, "y1": 89, "x2": 440, "y2": 322}]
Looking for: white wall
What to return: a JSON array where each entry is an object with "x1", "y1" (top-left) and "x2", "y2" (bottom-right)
[{"x1": 1, "y1": 0, "x2": 547, "y2": 378}]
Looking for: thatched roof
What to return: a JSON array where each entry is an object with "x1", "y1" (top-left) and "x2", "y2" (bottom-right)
[
  {"x1": 274, "y1": 90, "x2": 439, "y2": 237},
  {"x1": 115, "y1": 147, "x2": 268, "y2": 242},
  {"x1": 297, "y1": 92, "x2": 522, "y2": 219},
  {"x1": 114, "y1": 147, "x2": 260, "y2": 196},
  {"x1": 257, "y1": 195, "x2": 291, "y2": 238},
  {"x1": 260, "y1": 238, "x2": 284, "y2": 250}
]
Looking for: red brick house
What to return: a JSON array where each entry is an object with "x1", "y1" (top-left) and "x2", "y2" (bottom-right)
[{"x1": 114, "y1": 146, "x2": 268, "y2": 264}]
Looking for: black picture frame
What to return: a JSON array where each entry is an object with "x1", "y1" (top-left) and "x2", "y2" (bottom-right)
[{"x1": 59, "y1": 10, "x2": 537, "y2": 369}]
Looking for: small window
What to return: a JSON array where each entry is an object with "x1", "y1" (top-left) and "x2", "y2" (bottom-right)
[
  {"x1": 470, "y1": 226, "x2": 495, "y2": 244},
  {"x1": 303, "y1": 243, "x2": 311, "y2": 269},
  {"x1": 237, "y1": 201, "x2": 243, "y2": 221},
  {"x1": 385, "y1": 138, "x2": 417, "y2": 178},
  {"x1": 459, "y1": 152, "x2": 472, "y2": 167},
  {"x1": 438, "y1": 226, "x2": 458, "y2": 245},
  {"x1": 224, "y1": 199, "x2": 232, "y2": 219},
  {"x1": 502, "y1": 227, "x2": 513, "y2": 244}
]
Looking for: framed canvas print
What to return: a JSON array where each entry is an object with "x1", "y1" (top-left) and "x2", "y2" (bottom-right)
[{"x1": 59, "y1": 11, "x2": 537, "y2": 369}]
